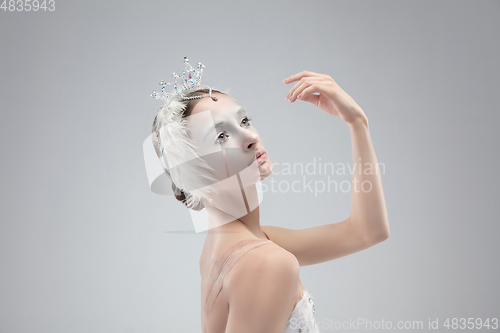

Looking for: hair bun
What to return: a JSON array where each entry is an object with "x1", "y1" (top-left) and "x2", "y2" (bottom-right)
[{"x1": 171, "y1": 182, "x2": 186, "y2": 201}]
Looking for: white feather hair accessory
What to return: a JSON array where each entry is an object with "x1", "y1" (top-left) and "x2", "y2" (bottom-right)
[{"x1": 144, "y1": 57, "x2": 222, "y2": 210}]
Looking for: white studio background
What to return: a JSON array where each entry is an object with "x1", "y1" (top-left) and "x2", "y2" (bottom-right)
[{"x1": 1, "y1": 1, "x2": 499, "y2": 332}]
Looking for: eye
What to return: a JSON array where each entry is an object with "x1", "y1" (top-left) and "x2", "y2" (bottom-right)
[
  {"x1": 241, "y1": 116, "x2": 252, "y2": 127},
  {"x1": 215, "y1": 116, "x2": 253, "y2": 144},
  {"x1": 216, "y1": 131, "x2": 228, "y2": 144}
]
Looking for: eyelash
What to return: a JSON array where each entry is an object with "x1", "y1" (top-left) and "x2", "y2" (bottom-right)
[{"x1": 216, "y1": 116, "x2": 252, "y2": 143}]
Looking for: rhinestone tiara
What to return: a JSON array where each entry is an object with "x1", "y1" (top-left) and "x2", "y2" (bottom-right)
[{"x1": 150, "y1": 56, "x2": 218, "y2": 102}]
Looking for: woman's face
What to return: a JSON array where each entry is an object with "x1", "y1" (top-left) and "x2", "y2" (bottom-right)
[{"x1": 187, "y1": 93, "x2": 272, "y2": 182}]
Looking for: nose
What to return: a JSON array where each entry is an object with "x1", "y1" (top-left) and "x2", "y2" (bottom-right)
[{"x1": 244, "y1": 131, "x2": 260, "y2": 150}]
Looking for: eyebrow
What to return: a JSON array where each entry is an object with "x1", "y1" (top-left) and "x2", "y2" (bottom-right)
[{"x1": 202, "y1": 107, "x2": 247, "y2": 141}]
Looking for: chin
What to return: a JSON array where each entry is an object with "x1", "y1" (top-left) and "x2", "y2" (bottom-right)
[{"x1": 259, "y1": 159, "x2": 273, "y2": 180}]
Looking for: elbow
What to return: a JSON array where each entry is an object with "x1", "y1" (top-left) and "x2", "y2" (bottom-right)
[
  {"x1": 380, "y1": 228, "x2": 390, "y2": 242},
  {"x1": 366, "y1": 225, "x2": 390, "y2": 245}
]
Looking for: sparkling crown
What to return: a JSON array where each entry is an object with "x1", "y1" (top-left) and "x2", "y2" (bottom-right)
[{"x1": 150, "y1": 56, "x2": 217, "y2": 102}]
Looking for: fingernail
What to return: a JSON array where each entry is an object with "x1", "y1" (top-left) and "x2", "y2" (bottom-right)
[
  {"x1": 283, "y1": 78, "x2": 288, "y2": 83},
  {"x1": 297, "y1": 94, "x2": 302, "y2": 99}
]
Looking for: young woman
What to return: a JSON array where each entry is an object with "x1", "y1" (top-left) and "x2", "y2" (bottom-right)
[{"x1": 148, "y1": 60, "x2": 389, "y2": 333}]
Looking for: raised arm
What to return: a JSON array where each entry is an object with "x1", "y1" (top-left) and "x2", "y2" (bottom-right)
[
  {"x1": 262, "y1": 71, "x2": 389, "y2": 266},
  {"x1": 346, "y1": 116, "x2": 389, "y2": 243}
]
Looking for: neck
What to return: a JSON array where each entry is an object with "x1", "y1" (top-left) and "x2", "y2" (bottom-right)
[{"x1": 202, "y1": 182, "x2": 266, "y2": 241}]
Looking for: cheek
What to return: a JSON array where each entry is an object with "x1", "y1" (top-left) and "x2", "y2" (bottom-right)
[
  {"x1": 198, "y1": 150, "x2": 228, "y2": 181},
  {"x1": 199, "y1": 145, "x2": 257, "y2": 181}
]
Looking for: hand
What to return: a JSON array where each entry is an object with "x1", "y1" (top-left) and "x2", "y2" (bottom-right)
[{"x1": 284, "y1": 71, "x2": 367, "y2": 125}]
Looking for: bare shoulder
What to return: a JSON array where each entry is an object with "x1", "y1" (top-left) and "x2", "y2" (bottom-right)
[
  {"x1": 224, "y1": 243, "x2": 300, "y2": 333},
  {"x1": 225, "y1": 243, "x2": 300, "y2": 290}
]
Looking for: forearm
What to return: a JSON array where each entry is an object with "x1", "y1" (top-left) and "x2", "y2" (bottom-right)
[{"x1": 347, "y1": 116, "x2": 389, "y2": 243}]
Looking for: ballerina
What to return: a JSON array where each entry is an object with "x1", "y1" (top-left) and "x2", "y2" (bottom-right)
[{"x1": 144, "y1": 58, "x2": 389, "y2": 333}]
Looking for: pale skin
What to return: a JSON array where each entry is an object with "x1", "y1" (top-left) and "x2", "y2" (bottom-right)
[{"x1": 195, "y1": 71, "x2": 389, "y2": 333}]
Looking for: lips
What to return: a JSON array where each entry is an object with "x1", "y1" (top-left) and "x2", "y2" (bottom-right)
[
  {"x1": 256, "y1": 150, "x2": 267, "y2": 165},
  {"x1": 249, "y1": 149, "x2": 268, "y2": 167},
  {"x1": 255, "y1": 149, "x2": 265, "y2": 159}
]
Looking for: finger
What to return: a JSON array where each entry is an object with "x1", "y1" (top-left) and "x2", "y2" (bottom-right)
[
  {"x1": 289, "y1": 77, "x2": 324, "y2": 102},
  {"x1": 288, "y1": 81, "x2": 310, "y2": 102},
  {"x1": 296, "y1": 85, "x2": 320, "y2": 105},
  {"x1": 284, "y1": 70, "x2": 324, "y2": 84},
  {"x1": 287, "y1": 77, "x2": 324, "y2": 101},
  {"x1": 293, "y1": 81, "x2": 332, "y2": 103}
]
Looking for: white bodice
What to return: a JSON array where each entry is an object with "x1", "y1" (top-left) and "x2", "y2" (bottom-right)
[{"x1": 285, "y1": 289, "x2": 320, "y2": 333}]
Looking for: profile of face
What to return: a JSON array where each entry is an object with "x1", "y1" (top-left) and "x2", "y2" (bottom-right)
[{"x1": 187, "y1": 93, "x2": 273, "y2": 184}]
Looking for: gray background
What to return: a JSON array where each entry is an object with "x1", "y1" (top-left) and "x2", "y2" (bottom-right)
[{"x1": 1, "y1": 0, "x2": 499, "y2": 332}]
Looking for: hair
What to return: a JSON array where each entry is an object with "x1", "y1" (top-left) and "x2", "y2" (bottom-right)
[{"x1": 151, "y1": 87, "x2": 233, "y2": 211}]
